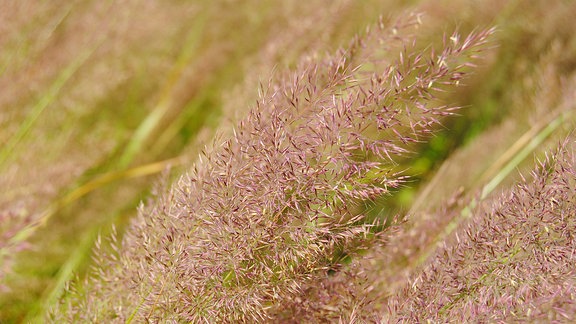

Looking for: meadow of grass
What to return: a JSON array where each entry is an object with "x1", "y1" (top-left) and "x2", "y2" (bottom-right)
[{"x1": 1, "y1": 0, "x2": 575, "y2": 322}]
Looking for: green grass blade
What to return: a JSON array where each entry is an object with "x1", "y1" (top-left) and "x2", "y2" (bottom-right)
[{"x1": 117, "y1": 16, "x2": 206, "y2": 168}]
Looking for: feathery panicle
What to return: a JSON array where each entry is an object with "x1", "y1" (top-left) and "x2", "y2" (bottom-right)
[
  {"x1": 387, "y1": 139, "x2": 576, "y2": 322},
  {"x1": 50, "y1": 13, "x2": 493, "y2": 322}
]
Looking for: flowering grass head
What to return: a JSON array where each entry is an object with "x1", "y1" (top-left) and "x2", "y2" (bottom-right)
[{"x1": 50, "y1": 13, "x2": 494, "y2": 322}]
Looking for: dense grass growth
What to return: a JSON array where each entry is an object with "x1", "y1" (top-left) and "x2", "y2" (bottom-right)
[{"x1": 1, "y1": 0, "x2": 575, "y2": 322}]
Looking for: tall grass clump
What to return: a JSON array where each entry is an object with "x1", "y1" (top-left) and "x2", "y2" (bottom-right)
[{"x1": 50, "y1": 14, "x2": 493, "y2": 322}]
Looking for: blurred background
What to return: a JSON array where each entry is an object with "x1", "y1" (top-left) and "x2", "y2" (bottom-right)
[{"x1": 1, "y1": 0, "x2": 575, "y2": 321}]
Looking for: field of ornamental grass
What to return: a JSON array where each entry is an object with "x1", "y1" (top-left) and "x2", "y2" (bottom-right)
[{"x1": 1, "y1": 0, "x2": 575, "y2": 322}]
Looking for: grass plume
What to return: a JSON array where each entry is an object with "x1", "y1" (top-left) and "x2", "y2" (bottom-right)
[
  {"x1": 387, "y1": 139, "x2": 576, "y2": 322},
  {"x1": 47, "y1": 13, "x2": 493, "y2": 322}
]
